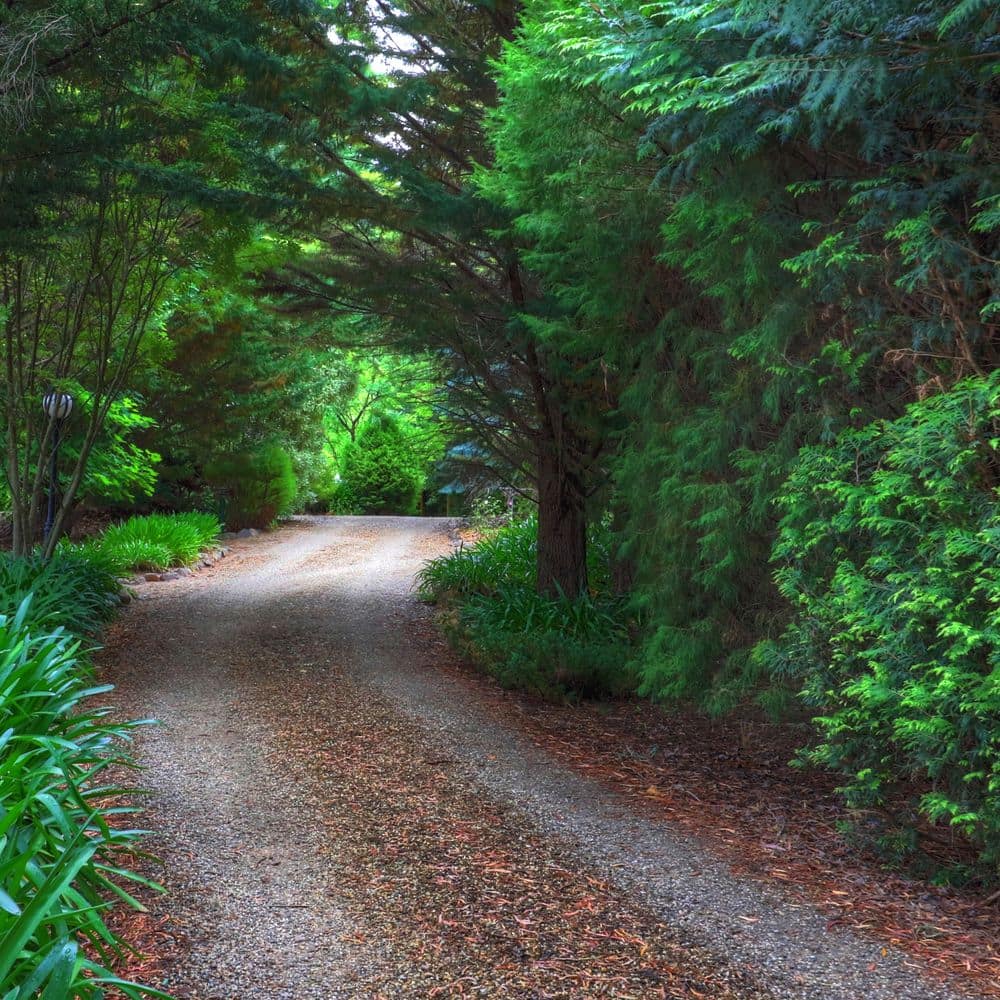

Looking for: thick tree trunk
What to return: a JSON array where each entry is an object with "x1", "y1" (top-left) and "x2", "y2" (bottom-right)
[{"x1": 536, "y1": 444, "x2": 588, "y2": 598}]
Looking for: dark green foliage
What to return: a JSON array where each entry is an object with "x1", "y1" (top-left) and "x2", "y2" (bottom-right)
[
  {"x1": 335, "y1": 414, "x2": 425, "y2": 515},
  {"x1": 467, "y1": 0, "x2": 1000, "y2": 871},
  {"x1": 0, "y1": 602, "x2": 163, "y2": 999},
  {"x1": 0, "y1": 554, "x2": 120, "y2": 637},
  {"x1": 141, "y1": 269, "x2": 350, "y2": 514},
  {"x1": 458, "y1": 587, "x2": 634, "y2": 698},
  {"x1": 1, "y1": 0, "x2": 332, "y2": 554},
  {"x1": 483, "y1": 0, "x2": 999, "y2": 709},
  {"x1": 419, "y1": 517, "x2": 634, "y2": 697},
  {"x1": 206, "y1": 444, "x2": 298, "y2": 530},
  {"x1": 760, "y1": 374, "x2": 1000, "y2": 871}
]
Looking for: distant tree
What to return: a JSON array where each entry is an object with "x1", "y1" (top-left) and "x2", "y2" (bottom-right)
[{"x1": 336, "y1": 413, "x2": 426, "y2": 515}]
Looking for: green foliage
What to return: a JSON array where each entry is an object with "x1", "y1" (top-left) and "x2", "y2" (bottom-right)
[
  {"x1": 480, "y1": 0, "x2": 999, "y2": 710},
  {"x1": 418, "y1": 517, "x2": 538, "y2": 600},
  {"x1": 0, "y1": 555, "x2": 120, "y2": 637},
  {"x1": 1, "y1": 0, "x2": 333, "y2": 553},
  {"x1": 458, "y1": 587, "x2": 635, "y2": 698},
  {"x1": 88, "y1": 512, "x2": 221, "y2": 574},
  {"x1": 73, "y1": 397, "x2": 161, "y2": 506},
  {"x1": 143, "y1": 264, "x2": 357, "y2": 514},
  {"x1": 419, "y1": 517, "x2": 634, "y2": 697},
  {"x1": 762, "y1": 374, "x2": 1000, "y2": 870},
  {"x1": 206, "y1": 444, "x2": 298, "y2": 530},
  {"x1": 334, "y1": 414, "x2": 426, "y2": 515},
  {"x1": 0, "y1": 602, "x2": 163, "y2": 999}
]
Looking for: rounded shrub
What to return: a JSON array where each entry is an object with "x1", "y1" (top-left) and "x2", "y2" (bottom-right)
[
  {"x1": 337, "y1": 414, "x2": 424, "y2": 515},
  {"x1": 205, "y1": 443, "x2": 298, "y2": 530}
]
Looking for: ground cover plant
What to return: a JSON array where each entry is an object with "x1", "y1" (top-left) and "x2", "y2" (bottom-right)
[
  {"x1": 85, "y1": 513, "x2": 221, "y2": 575},
  {"x1": 419, "y1": 516, "x2": 635, "y2": 697},
  {"x1": 0, "y1": 512, "x2": 219, "y2": 996},
  {"x1": 0, "y1": 600, "x2": 163, "y2": 999},
  {"x1": 0, "y1": 553, "x2": 121, "y2": 637}
]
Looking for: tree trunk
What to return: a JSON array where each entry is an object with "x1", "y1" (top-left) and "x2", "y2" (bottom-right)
[{"x1": 536, "y1": 443, "x2": 588, "y2": 598}]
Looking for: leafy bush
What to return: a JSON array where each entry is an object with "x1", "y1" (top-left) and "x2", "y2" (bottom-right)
[
  {"x1": 418, "y1": 516, "x2": 537, "y2": 600},
  {"x1": 0, "y1": 602, "x2": 163, "y2": 999},
  {"x1": 206, "y1": 444, "x2": 297, "y2": 530},
  {"x1": 419, "y1": 515, "x2": 634, "y2": 697},
  {"x1": 72, "y1": 396, "x2": 161, "y2": 505},
  {"x1": 458, "y1": 586, "x2": 634, "y2": 697},
  {"x1": 335, "y1": 414, "x2": 424, "y2": 515},
  {"x1": 97, "y1": 512, "x2": 220, "y2": 572},
  {"x1": 760, "y1": 374, "x2": 1000, "y2": 871},
  {"x1": 288, "y1": 446, "x2": 339, "y2": 513},
  {"x1": 0, "y1": 553, "x2": 120, "y2": 636}
]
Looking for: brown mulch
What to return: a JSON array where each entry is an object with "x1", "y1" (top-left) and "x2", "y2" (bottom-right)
[
  {"x1": 104, "y1": 909, "x2": 185, "y2": 994},
  {"x1": 409, "y1": 616, "x2": 1000, "y2": 997},
  {"x1": 264, "y1": 658, "x2": 772, "y2": 999}
]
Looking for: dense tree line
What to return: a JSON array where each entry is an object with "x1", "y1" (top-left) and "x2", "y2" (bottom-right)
[{"x1": 476, "y1": 0, "x2": 999, "y2": 865}]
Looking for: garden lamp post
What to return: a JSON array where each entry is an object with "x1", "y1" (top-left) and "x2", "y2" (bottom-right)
[{"x1": 42, "y1": 391, "x2": 74, "y2": 543}]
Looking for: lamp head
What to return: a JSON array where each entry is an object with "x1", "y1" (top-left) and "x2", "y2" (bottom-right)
[{"x1": 42, "y1": 392, "x2": 74, "y2": 421}]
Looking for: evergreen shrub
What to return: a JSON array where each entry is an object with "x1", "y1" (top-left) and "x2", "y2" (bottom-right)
[
  {"x1": 761, "y1": 374, "x2": 1000, "y2": 871},
  {"x1": 206, "y1": 444, "x2": 298, "y2": 530},
  {"x1": 335, "y1": 414, "x2": 424, "y2": 514}
]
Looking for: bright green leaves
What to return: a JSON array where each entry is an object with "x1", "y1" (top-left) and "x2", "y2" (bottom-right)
[
  {"x1": 769, "y1": 374, "x2": 1000, "y2": 870},
  {"x1": 0, "y1": 600, "x2": 161, "y2": 999}
]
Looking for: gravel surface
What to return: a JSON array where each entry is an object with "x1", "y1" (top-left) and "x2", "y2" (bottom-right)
[{"x1": 100, "y1": 516, "x2": 977, "y2": 999}]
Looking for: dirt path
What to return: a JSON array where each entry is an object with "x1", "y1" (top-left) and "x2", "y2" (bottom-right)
[{"x1": 101, "y1": 516, "x2": 974, "y2": 1000}]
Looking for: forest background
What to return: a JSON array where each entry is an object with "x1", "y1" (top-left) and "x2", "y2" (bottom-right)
[{"x1": 2, "y1": 0, "x2": 999, "y2": 891}]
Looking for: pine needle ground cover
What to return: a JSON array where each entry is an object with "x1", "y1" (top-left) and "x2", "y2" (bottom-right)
[{"x1": 410, "y1": 614, "x2": 1000, "y2": 996}]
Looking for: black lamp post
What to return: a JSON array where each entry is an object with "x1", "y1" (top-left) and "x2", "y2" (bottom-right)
[{"x1": 42, "y1": 391, "x2": 73, "y2": 544}]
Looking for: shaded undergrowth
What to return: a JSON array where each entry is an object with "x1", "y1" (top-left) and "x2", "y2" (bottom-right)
[{"x1": 418, "y1": 516, "x2": 636, "y2": 699}]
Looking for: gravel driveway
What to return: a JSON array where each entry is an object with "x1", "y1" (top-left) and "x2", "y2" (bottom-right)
[{"x1": 100, "y1": 516, "x2": 976, "y2": 1000}]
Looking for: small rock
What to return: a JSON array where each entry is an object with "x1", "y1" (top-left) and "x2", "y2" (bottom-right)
[
  {"x1": 175, "y1": 567, "x2": 194, "y2": 577},
  {"x1": 236, "y1": 528, "x2": 258, "y2": 539},
  {"x1": 219, "y1": 546, "x2": 231, "y2": 556},
  {"x1": 144, "y1": 572, "x2": 162, "y2": 582},
  {"x1": 161, "y1": 571, "x2": 181, "y2": 581},
  {"x1": 220, "y1": 531, "x2": 238, "y2": 540}
]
